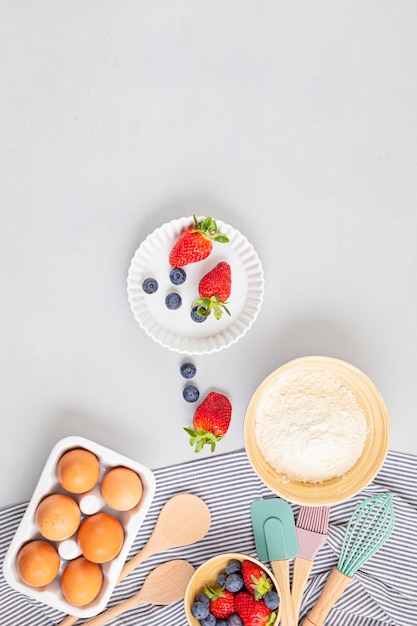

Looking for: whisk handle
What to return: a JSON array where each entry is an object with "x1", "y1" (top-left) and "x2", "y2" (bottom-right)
[{"x1": 300, "y1": 567, "x2": 352, "y2": 626}]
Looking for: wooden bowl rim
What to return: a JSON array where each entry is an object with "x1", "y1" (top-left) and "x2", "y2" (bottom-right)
[{"x1": 244, "y1": 356, "x2": 390, "y2": 506}]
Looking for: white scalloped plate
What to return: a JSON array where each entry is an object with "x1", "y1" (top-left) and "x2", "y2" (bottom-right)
[{"x1": 127, "y1": 217, "x2": 264, "y2": 355}]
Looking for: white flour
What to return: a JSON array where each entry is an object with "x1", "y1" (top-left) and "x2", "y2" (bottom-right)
[{"x1": 255, "y1": 368, "x2": 368, "y2": 483}]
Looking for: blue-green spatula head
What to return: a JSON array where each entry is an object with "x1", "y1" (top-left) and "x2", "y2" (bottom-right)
[{"x1": 251, "y1": 498, "x2": 299, "y2": 561}]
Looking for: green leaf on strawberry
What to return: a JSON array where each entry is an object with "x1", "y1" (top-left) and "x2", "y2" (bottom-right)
[
  {"x1": 184, "y1": 427, "x2": 223, "y2": 453},
  {"x1": 192, "y1": 296, "x2": 231, "y2": 320}
]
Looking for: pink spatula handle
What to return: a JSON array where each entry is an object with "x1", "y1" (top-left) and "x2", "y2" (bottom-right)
[
  {"x1": 301, "y1": 568, "x2": 352, "y2": 626},
  {"x1": 291, "y1": 557, "x2": 314, "y2": 624}
]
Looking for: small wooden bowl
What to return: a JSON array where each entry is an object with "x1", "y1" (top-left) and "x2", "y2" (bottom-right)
[
  {"x1": 244, "y1": 356, "x2": 390, "y2": 506},
  {"x1": 184, "y1": 553, "x2": 281, "y2": 626}
]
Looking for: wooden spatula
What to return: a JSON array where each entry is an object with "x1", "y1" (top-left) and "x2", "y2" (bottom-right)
[
  {"x1": 58, "y1": 493, "x2": 210, "y2": 626},
  {"x1": 251, "y1": 498, "x2": 298, "y2": 626},
  {"x1": 79, "y1": 559, "x2": 195, "y2": 626}
]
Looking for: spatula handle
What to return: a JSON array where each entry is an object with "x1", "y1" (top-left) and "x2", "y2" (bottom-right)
[
  {"x1": 300, "y1": 568, "x2": 352, "y2": 626},
  {"x1": 77, "y1": 593, "x2": 143, "y2": 626},
  {"x1": 270, "y1": 560, "x2": 296, "y2": 626},
  {"x1": 291, "y1": 556, "x2": 313, "y2": 623}
]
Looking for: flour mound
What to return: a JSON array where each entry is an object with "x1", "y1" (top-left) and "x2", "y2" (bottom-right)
[{"x1": 255, "y1": 368, "x2": 368, "y2": 483}]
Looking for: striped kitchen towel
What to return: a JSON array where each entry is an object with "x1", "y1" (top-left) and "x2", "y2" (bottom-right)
[{"x1": 0, "y1": 449, "x2": 416, "y2": 626}]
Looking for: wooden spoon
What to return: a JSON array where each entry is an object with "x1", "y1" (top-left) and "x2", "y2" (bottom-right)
[
  {"x1": 119, "y1": 493, "x2": 211, "y2": 580},
  {"x1": 58, "y1": 494, "x2": 210, "y2": 626},
  {"x1": 80, "y1": 559, "x2": 195, "y2": 626}
]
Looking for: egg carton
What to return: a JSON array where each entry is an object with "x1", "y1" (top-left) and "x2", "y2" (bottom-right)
[{"x1": 2, "y1": 435, "x2": 156, "y2": 618}]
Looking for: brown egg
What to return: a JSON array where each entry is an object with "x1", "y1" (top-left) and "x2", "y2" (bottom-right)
[
  {"x1": 56, "y1": 448, "x2": 101, "y2": 494},
  {"x1": 61, "y1": 556, "x2": 103, "y2": 606},
  {"x1": 35, "y1": 493, "x2": 81, "y2": 541},
  {"x1": 16, "y1": 540, "x2": 60, "y2": 587},
  {"x1": 77, "y1": 512, "x2": 124, "y2": 563},
  {"x1": 101, "y1": 466, "x2": 143, "y2": 511}
]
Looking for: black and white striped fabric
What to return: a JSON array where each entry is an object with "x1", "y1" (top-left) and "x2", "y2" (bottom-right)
[{"x1": 1, "y1": 449, "x2": 416, "y2": 626}]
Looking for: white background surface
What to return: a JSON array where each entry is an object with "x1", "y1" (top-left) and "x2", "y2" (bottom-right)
[{"x1": 1, "y1": 1, "x2": 416, "y2": 508}]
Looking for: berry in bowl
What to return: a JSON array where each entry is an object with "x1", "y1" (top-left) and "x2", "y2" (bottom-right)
[{"x1": 184, "y1": 553, "x2": 281, "y2": 626}]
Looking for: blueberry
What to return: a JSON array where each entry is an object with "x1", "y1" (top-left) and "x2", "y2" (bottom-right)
[
  {"x1": 142, "y1": 277, "x2": 158, "y2": 294},
  {"x1": 195, "y1": 593, "x2": 210, "y2": 608},
  {"x1": 264, "y1": 590, "x2": 280, "y2": 610},
  {"x1": 216, "y1": 571, "x2": 227, "y2": 587},
  {"x1": 169, "y1": 267, "x2": 187, "y2": 285},
  {"x1": 225, "y1": 559, "x2": 242, "y2": 575},
  {"x1": 165, "y1": 292, "x2": 182, "y2": 310},
  {"x1": 201, "y1": 613, "x2": 216, "y2": 626},
  {"x1": 180, "y1": 362, "x2": 197, "y2": 379},
  {"x1": 228, "y1": 615, "x2": 243, "y2": 626},
  {"x1": 225, "y1": 573, "x2": 244, "y2": 593},
  {"x1": 183, "y1": 385, "x2": 199, "y2": 402},
  {"x1": 191, "y1": 601, "x2": 210, "y2": 620},
  {"x1": 217, "y1": 620, "x2": 228, "y2": 626},
  {"x1": 191, "y1": 305, "x2": 207, "y2": 323}
]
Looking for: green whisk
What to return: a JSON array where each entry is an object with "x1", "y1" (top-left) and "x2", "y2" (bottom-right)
[{"x1": 301, "y1": 493, "x2": 395, "y2": 626}]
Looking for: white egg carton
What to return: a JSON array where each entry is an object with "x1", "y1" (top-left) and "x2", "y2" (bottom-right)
[{"x1": 2, "y1": 435, "x2": 156, "y2": 618}]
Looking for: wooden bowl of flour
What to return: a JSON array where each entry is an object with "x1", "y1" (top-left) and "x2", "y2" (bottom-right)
[{"x1": 244, "y1": 356, "x2": 390, "y2": 506}]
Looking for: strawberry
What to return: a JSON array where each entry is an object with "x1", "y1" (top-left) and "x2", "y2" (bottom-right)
[
  {"x1": 169, "y1": 215, "x2": 229, "y2": 267},
  {"x1": 234, "y1": 591, "x2": 276, "y2": 626},
  {"x1": 184, "y1": 391, "x2": 232, "y2": 453},
  {"x1": 242, "y1": 560, "x2": 273, "y2": 600},
  {"x1": 192, "y1": 261, "x2": 231, "y2": 320},
  {"x1": 205, "y1": 585, "x2": 235, "y2": 619}
]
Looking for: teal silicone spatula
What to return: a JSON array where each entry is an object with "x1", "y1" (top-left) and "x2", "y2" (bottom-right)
[{"x1": 251, "y1": 498, "x2": 299, "y2": 626}]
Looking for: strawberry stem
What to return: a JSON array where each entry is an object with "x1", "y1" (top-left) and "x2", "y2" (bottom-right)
[
  {"x1": 204, "y1": 585, "x2": 226, "y2": 600},
  {"x1": 184, "y1": 427, "x2": 224, "y2": 453},
  {"x1": 192, "y1": 296, "x2": 231, "y2": 320},
  {"x1": 190, "y1": 215, "x2": 230, "y2": 243},
  {"x1": 267, "y1": 612, "x2": 277, "y2": 626}
]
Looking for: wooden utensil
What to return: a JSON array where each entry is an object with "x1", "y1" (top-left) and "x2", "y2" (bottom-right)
[
  {"x1": 79, "y1": 559, "x2": 195, "y2": 626},
  {"x1": 119, "y1": 493, "x2": 210, "y2": 579},
  {"x1": 302, "y1": 494, "x2": 395, "y2": 626},
  {"x1": 251, "y1": 498, "x2": 298, "y2": 626},
  {"x1": 291, "y1": 506, "x2": 329, "y2": 623},
  {"x1": 58, "y1": 493, "x2": 211, "y2": 626}
]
